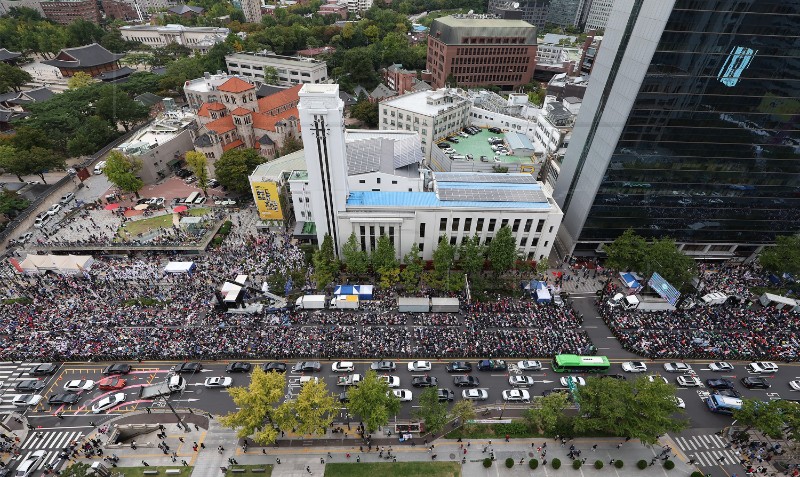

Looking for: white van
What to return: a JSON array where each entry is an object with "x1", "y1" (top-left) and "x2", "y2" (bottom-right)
[
  {"x1": 185, "y1": 192, "x2": 200, "y2": 204},
  {"x1": 34, "y1": 214, "x2": 50, "y2": 228},
  {"x1": 193, "y1": 196, "x2": 207, "y2": 204},
  {"x1": 94, "y1": 161, "x2": 107, "y2": 175}
]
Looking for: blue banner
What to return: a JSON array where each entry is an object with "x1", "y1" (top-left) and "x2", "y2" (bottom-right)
[{"x1": 648, "y1": 272, "x2": 680, "y2": 306}]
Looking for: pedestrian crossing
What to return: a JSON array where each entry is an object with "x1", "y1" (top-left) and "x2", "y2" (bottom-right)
[
  {"x1": 17, "y1": 430, "x2": 84, "y2": 468},
  {"x1": 673, "y1": 433, "x2": 739, "y2": 468},
  {"x1": 0, "y1": 362, "x2": 47, "y2": 410}
]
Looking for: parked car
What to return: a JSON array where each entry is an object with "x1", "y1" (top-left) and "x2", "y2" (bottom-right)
[
  {"x1": 102, "y1": 363, "x2": 132, "y2": 375},
  {"x1": 502, "y1": 389, "x2": 530, "y2": 402},
  {"x1": 12, "y1": 394, "x2": 43, "y2": 407},
  {"x1": 461, "y1": 389, "x2": 488, "y2": 401},
  {"x1": 746, "y1": 362, "x2": 778, "y2": 373},
  {"x1": 676, "y1": 375, "x2": 701, "y2": 387},
  {"x1": 445, "y1": 362, "x2": 472, "y2": 373},
  {"x1": 741, "y1": 377, "x2": 771, "y2": 389},
  {"x1": 46, "y1": 204, "x2": 62, "y2": 216},
  {"x1": 454, "y1": 376, "x2": 480, "y2": 388},
  {"x1": 621, "y1": 361, "x2": 647, "y2": 373},
  {"x1": 29, "y1": 363, "x2": 58, "y2": 376},
  {"x1": 332, "y1": 361, "x2": 355, "y2": 373},
  {"x1": 411, "y1": 376, "x2": 438, "y2": 387},
  {"x1": 437, "y1": 389, "x2": 455, "y2": 401},
  {"x1": 15, "y1": 380, "x2": 45, "y2": 393},
  {"x1": 517, "y1": 360, "x2": 542, "y2": 371},
  {"x1": 292, "y1": 361, "x2": 321, "y2": 373},
  {"x1": 408, "y1": 361, "x2": 432, "y2": 372},
  {"x1": 173, "y1": 362, "x2": 203, "y2": 374},
  {"x1": 391, "y1": 389, "x2": 413, "y2": 402},
  {"x1": 663, "y1": 362, "x2": 693, "y2": 373},
  {"x1": 263, "y1": 362, "x2": 287, "y2": 373},
  {"x1": 59, "y1": 193, "x2": 74, "y2": 205},
  {"x1": 708, "y1": 362, "x2": 734, "y2": 372},
  {"x1": 226, "y1": 362, "x2": 251, "y2": 373},
  {"x1": 92, "y1": 393, "x2": 126, "y2": 413},
  {"x1": 508, "y1": 376, "x2": 534, "y2": 388},
  {"x1": 370, "y1": 361, "x2": 396, "y2": 372},
  {"x1": 706, "y1": 379, "x2": 735, "y2": 389},
  {"x1": 380, "y1": 376, "x2": 400, "y2": 388}
]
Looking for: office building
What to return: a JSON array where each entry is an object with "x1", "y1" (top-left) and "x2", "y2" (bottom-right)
[
  {"x1": 40, "y1": 0, "x2": 100, "y2": 24},
  {"x1": 225, "y1": 51, "x2": 328, "y2": 86},
  {"x1": 488, "y1": 0, "x2": 551, "y2": 29},
  {"x1": 120, "y1": 25, "x2": 230, "y2": 54},
  {"x1": 553, "y1": 0, "x2": 800, "y2": 260},
  {"x1": 546, "y1": 0, "x2": 590, "y2": 28},
  {"x1": 235, "y1": 0, "x2": 262, "y2": 23},
  {"x1": 584, "y1": 0, "x2": 614, "y2": 31},
  {"x1": 426, "y1": 15, "x2": 538, "y2": 90},
  {"x1": 344, "y1": 0, "x2": 371, "y2": 14}
]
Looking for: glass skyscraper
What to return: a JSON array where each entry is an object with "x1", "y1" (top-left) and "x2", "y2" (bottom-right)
[{"x1": 553, "y1": 0, "x2": 800, "y2": 260}]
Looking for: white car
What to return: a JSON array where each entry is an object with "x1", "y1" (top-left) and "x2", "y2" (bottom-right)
[
  {"x1": 12, "y1": 394, "x2": 43, "y2": 407},
  {"x1": 517, "y1": 360, "x2": 542, "y2": 371},
  {"x1": 560, "y1": 376, "x2": 586, "y2": 387},
  {"x1": 46, "y1": 204, "x2": 62, "y2": 216},
  {"x1": 789, "y1": 380, "x2": 800, "y2": 391},
  {"x1": 676, "y1": 375, "x2": 701, "y2": 387},
  {"x1": 461, "y1": 389, "x2": 489, "y2": 401},
  {"x1": 708, "y1": 362, "x2": 734, "y2": 372},
  {"x1": 380, "y1": 375, "x2": 400, "y2": 388},
  {"x1": 91, "y1": 392, "x2": 126, "y2": 414},
  {"x1": 204, "y1": 377, "x2": 233, "y2": 388},
  {"x1": 94, "y1": 161, "x2": 107, "y2": 174},
  {"x1": 59, "y1": 193, "x2": 74, "y2": 205},
  {"x1": 621, "y1": 361, "x2": 647, "y2": 373},
  {"x1": 648, "y1": 375, "x2": 669, "y2": 384},
  {"x1": 502, "y1": 389, "x2": 530, "y2": 402},
  {"x1": 392, "y1": 389, "x2": 412, "y2": 402},
  {"x1": 408, "y1": 360, "x2": 432, "y2": 372},
  {"x1": 674, "y1": 397, "x2": 685, "y2": 409},
  {"x1": 63, "y1": 380, "x2": 95, "y2": 392},
  {"x1": 331, "y1": 361, "x2": 355, "y2": 372},
  {"x1": 663, "y1": 362, "x2": 693, "y2": 373},
  {"x1": 15, "y1": 450, "x2": 46, "y2": 477},
  {"x1": 747, "y1": 362, "x2": 778, "y2": 373},
  {"x1": 509, "y1": 376, "x2": 534, "y2": 388}
]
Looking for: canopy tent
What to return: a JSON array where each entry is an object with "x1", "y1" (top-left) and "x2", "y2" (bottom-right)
[
  {"x1": 17, "y1": 254, "x2": 93, "y2": 275},
  {"x1": 619, "y1": 272, "x2": 642, "y2": 289},
  {"x1": 431, "y1": 297, "x2": 459, "y2": 312},
  {"x1": 398, "y1": 297, "x2": 430, "y2": 313},
  {"x1": 163, "y1": 261, "x2": 196, "y2": 274},
  {"x1": 534, "y1": 281, "x2": 551, "y2": 303},
  {"x1": 334, "y1": 284, "x2": 374, "y2": 300}
]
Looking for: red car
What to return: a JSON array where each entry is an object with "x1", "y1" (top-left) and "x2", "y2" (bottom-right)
[{"x1": 98, "y1": 377, "x2": 127, "y2": 391}]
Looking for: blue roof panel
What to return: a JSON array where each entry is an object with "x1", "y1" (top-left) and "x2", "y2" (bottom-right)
[{"x1": 346, "y1": 191, "x2": 550, "y2": 209}]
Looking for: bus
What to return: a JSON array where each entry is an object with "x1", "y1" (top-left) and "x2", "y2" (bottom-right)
[
  {"x1": 706, "y1": 394, "x2": 742, "y2": 416},
  {"x1": 185, "y1": 192, "x2": 200, "y2": 204},
  {"x1": 552, "y1": 354, "x2": 610, "y2": 373}
]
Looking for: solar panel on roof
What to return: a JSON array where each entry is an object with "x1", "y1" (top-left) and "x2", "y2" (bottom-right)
[
  {"x1": 437, "y1": 188, "x2": 547, "y2": 203},
  {"x1": 433, "y1": 173, "x2": 536, "y2": 184}
]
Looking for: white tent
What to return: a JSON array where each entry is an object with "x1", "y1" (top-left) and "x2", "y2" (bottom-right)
[
  {"x1": 163, "y1": 261, "x2": 196, "y2": 274},
  {"x1": 17, "y1": 254, "x2": 94, "y2": 275}
]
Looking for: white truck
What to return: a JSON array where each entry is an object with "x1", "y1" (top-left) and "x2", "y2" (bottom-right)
[
  {"x1": 336, "y1": 374, "x2": 362, "y2": 386},
  {"x1": 295, "y1": 295, "x2": 326, "y2": 310},
  {"x1": 330, "y1": 295, "x2": 359, "y2": 309},
  {"x1": 138, "y1": 375, "x2": 187, "y2": 399}
]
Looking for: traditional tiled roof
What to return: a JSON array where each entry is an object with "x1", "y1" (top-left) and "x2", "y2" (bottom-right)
[
  {"x1": 205, "y1": 115, "x2": 236, "y2": 134},
  {"x1": 231, "y1": 107, "x2": 252, "y2": 116},
  {"x1": 97, "y1": 66, "x2": 136, "y2": 81},
  {"x1": 0, "y1": 48, "x2": 22, "y2": 62},
  {"x1": 168, "y1": 4, "x2": 205, "y2": 15},
  {"x1": 134, "y1": 92, "x2": 163, "y2": 107},
  {"x1": 256, "y1": 84, "x2": 302, "y2": 114},
  {"x1": 5, "y1": 87, "x2": 55, "y2": 105},
  {"x1": 42, "y1": 43, "x2": 124, "y2": 69},
  {"x1": 370, "y1": 83, "x2": 396, "y2": 100},
  {"x1": 222, "y1": 139, "x2": 244, "y2": 151},
  {"x1": 217, "y1": 77, "x2": 255, "y2": 93},
  {"x1": 257, "y1": 134, "x2": 275, "y2": 146},
  {"x1": 194, "y1": 133, "x2": 213, "y2": 147},
  {"x1": 252, "y1": 108, "x2": 298, "y2": 132}
]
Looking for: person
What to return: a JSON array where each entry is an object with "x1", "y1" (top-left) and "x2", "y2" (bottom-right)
[
  {"x1": 306, "y1": 465, "x2": 312, "y2": 474},
  {"x1": 276, "y1": 458, "x2": 281, "y2": 464}
]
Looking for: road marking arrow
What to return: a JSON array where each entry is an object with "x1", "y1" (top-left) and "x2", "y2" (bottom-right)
[{"x1": 171, "y1": 398, "x2": 199, "y2": 402}]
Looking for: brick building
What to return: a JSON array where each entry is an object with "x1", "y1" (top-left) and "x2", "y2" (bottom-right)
[
  {"x1": 100, "y1": 0, "x2": 140, "y2": 21},
  {"x1": 40, "y1": 0, "x2": 101, "y2": 24},
  {"x1": 426, "y1": 15, "x2": 538, "y2": 90}
]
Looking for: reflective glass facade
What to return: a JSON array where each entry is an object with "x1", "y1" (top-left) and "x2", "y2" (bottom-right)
[{"x1": 573, "y1": 0, "x2": 800, "y2": 255}]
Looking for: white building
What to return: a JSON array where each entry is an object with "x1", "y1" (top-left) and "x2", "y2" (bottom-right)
[
  {"x1": 344, "y1": 0, "x2": 372, "y2": 14},
  {"x1": 120, "y1": 25, "x2": 230, "y2": 54},
  {"x1": 585, "y1": 0, "x2": 614, "y2": 31},
  {"x1": 238, "y1": 0, "x2": 262, "y2": 23},
  {"x1": 225, "y1": 51, "x2": 328, "y2": 87},
  {"x1": 115, "y1": 108, "x2": 197, "y2": 184},
  {"x1": 379, "y1": 89, "x2": 471, "y2": 160},
  {"x1": 289, "y1": 83, "x2": 563, "y2": 262},
  {"x1": 184, "y1": 72, "x2": 250, "y2": 110}
]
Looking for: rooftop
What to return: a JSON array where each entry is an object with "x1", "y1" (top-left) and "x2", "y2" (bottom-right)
[
  {"x1": 504, "y1": 131, "x2": 535, "y2": 152},
  {"x1": 217, "y1": 77, "x2": 255, "y2": 93},
  {"x1": 117, "y1": 110, "x2": 195, "y2": 156},
  {"x1": 42, "y1": 43, "x2": 124, "y2": 69},
  {"x1": 185, "y1": 73, "x2": 251, "y2": 94},
  {"x1": 120, "y1": 24, "x2": 229, "y2": 34},
  {"x1": 250, "y1": 150, "x2": 307, "y2": 182},
  {"x1": 227, "y1": 50, "x2": 325, "y2": 66},
  {"x1": 381, "y1": 88, "x2": 469, "y2": 117},
  {"x1": 346, "y1": 190, "x2": 551, "y2": 209},
  {"x1": 444, "y1": 128, "x2": 538, "y2": 163},
  {"x1": 167, "y1": 4, "x2": 205, "y2": 15},
  {"x1": 429, "y1": 15, "x2": 537, "y2": 45}
]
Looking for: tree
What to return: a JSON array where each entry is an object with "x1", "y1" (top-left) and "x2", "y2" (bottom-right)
[
  {"x1": 459, "y1": 234, "x2": 486, "y2": 281},
  {"x1": 525, "y1": 391, "x2": 568, "y2": 435},
  {"x1": 371, "y1": 234, "x2": 397, "y2": 271},
  {"x1": 574, "y1": 376, "x2": 687, "y2": 445},
  {"x1": 536, "y1": 259, "x2": 549, "y2": 278},
  {"x1": 351, "y1": 98, "x2": 379, "y2": 127},
  {"x1": 280, "y1": 135, "x2": 302, "y2": 156},
  {"x1": 450, "y1": 399, "x2": 476, "y2": 429},
  {"x1": 759, "y1": 235, "x2": 800, "y2": 277},
  {"x1": 214, "y1": 148, "x2": 264, "y2": 194},
  {"x1": 263, "y1": 66, "x2": 280, "y2": 85},
  {"x1": 66, "y1": 19, "x2": 104, "y2": 47},
  {"x1": 95, "y1": 87, "x2": 150, "y2": 132},
  {"x1": 0, "y1": 189, "x2": 29, "y2": 217},
  {"x1": 67, "y1": 116, "x2": 117, "y2": 157},
  {"x1": 220, "y1": 367, "x2": 286, "y2": 445},
  {"x1": 0, "y1": 145, "x2": 25, "y2": 181},
  {"x1": 22, "y1": 146, "x2": 65, "y2": 183},
  {"x1": 346, "y1": 370, "x2": 401, "y2": 433},
  {"x1": 487, "y1": 226, "x2": 517, "y2": 275},
  {"x1": 401, "y1": 243, "x2": 423, "y2": 291},
  {"x1": 414, "y1": 387, "x2": 449, "y2": 435},
  {"x1": 733, "y1": 399, "x2": 788, "y2": 438},
  {"x1": 0, "y1": 63, "x2": 32, "y2": 93},
  {"x1": 646, "y1": 237, "x2": 696, "y2": 289},
  {"x1": 312, "y1": 234, "x2": 339, "y2": 289},
  {"x1": 603, "y1": 228, "x2": 648, "y2": 272},
  {"x1": 278, "y1": 379, "x2": 339, "y2": 436},
  {"x1": 341, "y1": 232, "x2": 369, "y2": 276},
  {"x1": 185, "y1": 151, "x2": 210, "y2": 196},
  {"x1": 104, "y1": 150, "x2": 144, "y2": 198},
  {"x1": 67, "y1": 71, "x2": 93, "y2": 90},
  {"x1": 432, "y1": 236, "x2": 455, "y2": 279},
  {"x1": 59, "y1": 463, "x2": 91, "y2": 477},
  {"x1": 378, "y1": 266, "x2": 400, "y2": 289}
]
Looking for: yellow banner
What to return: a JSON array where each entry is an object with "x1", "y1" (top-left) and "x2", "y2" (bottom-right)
[{"x1": 252, "y1": 181, "x2": 283, "y2": 220}]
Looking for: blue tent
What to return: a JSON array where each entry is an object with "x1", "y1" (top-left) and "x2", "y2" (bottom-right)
[
  {"x1": 620, "y1": 272, "x2": 642, "y2": 289},
  {"x1": 334, "y1": 284, "x2": 374, "y2": 300}
]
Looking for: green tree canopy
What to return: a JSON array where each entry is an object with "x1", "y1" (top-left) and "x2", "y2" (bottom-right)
[
  {"x1": 401, "y1": 243, "x2": 423, "y2": 291},
  {"x1": 487, "y1": 226, "x2": 517, "y2": 275},
  {"x1": 95, "y1": 86, "x2": 149, "y2": 132},
  {"x1": 342, "y1": 232, "x2": 369, "y2": 276},
  {"x1": 263, "y1": 66, "x2": 280, "y2": 85},
  {"x1": 67, "y1": 71, "x2": 93, "y2": 90},
  {"x1": 312, "y1": 234, "x2": 339, "y2": 288},
  {"x1": 346, "y1": 369, "x2": 401, "y2": 433},
  {"x1": 220, "y1": 367, "x2": 287, "y2": 445},
  {"x1": 277, "y1": 379, "x2": 339, "y2": 436},
  {"x1": 733, "y1": 399, "x2": 790, "y2": 438},
  {"x1": 104, "y1": 150, "x2": 144, "y2": 198},
  {"x1": 214, "y1": 148, "x2": 264, "y2": 194},
  {"x1": 759, "y1": 235, "x2": 800, "y2": 276},
  {"x1": 603, "y1": 229, "x2": 696, "y2": 288},
  {"x1": 185, "y1": 151, "x2": 210, "y2": 195},
  {"x1": 450, "y1": 399, "x2": 476, "y2": 428},
  {"x1": 432, "y1": 236, "x2": 455, "y2": 278},
  {"x1": 414, "y1": 387, "x2": 449, "y2": 435},
  {"x1": 525, "y1": 390, "x2": 569, "y2": 435},
  {"x1": 351, "y1": 98, "x2": 379, "y2": 127},
  {"x1": 371, "y1": 234, "x2": 397, "y2": 271},
  {"x1": 0, "y1": 63, "x2": 32, "y2": 93},
  {"x1": 459, "y1": 234, "x2": 486, "y2": 281}
]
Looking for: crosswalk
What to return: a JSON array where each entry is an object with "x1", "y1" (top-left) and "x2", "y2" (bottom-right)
[
  {"x1": 0, "y1": 362, "x2": 47, "y2": 410},
  {"x1": 673, "y1": 433, "x2": 739, "y2": 468},
  {"x1": 17, "y1": 430, "x2": 85, "y2": 468}
]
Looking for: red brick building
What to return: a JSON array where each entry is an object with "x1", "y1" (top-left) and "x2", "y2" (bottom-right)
[
  {"x1": 101, "y1": 0, "x2": 140, "y2": 21},
  {"x1": 40, "y1": 0, "x2": 101, "y2": 24},
  {"x1": 426, "y1": 14, "x2": 538, "y2": 89}
]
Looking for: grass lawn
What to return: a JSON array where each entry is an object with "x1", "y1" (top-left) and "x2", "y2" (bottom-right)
[
  {"x1": 117, "y1": 213, "x2": 173, "y2": 240},
  {"x1": 225, "y1": 464, "x2": 273, "y2": 477},
  {"x1": 188, "y1": 207, "x2": 210, "y2": 216},
  {"x1": 111, "y1": 467, "x2": 193, "y2": 477},
  {"x1": 324, "y1": 462, "x2": 459, "y2": 477}
]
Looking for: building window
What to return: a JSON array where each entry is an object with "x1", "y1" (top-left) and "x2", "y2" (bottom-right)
[
  {"x1": 359, "y1": 179, "x2": 365, "y2": 183},
  {"x1": 520, "y1": 237, "x2": 527, "y2": 246},
  {"x1": 440, "y1": 218, "x2": 447, "y2": 231},
  {"x1": 512, "y1": 219, "x2": 521, "y2": 233},
  {"x1": 476, "y1": 218, "x2": 484, "y2": 231},
  {"x1": 501, "y1": 219, "x2": 509, "y2": 229},
  {"x1": 391, "y1": 180, "x2": 397, "y2": 184},
  {"x1": 377, "y1": 178, "x2": 381, "y2": 184},
  {"x1": 418, "y1": 243, "x2": 424, "y2": 252},
  {"x1": 536, "y1": 221, "x2": 544, "y2": 233},
  {"x1": 419, "y1": 223, "x2": 426, "y2": 238},
  {"x1": 450, "y1": 236, "x2": 457, "y2": 246},
  {"x1": 524, "y1": 219, "x2": 533, "y2": 233},
  {"x1": 488, "y1": 219, "x2": 496, "y2": 232},
  {"x1": 464, "y1": 218, "x2": 472, "y2": 232},
  {"x1": 451, "y1": 218, "x2": 459, "y2": 232},
  {"x1": 549, "y1": 226, "x2": 554, "y2": 233}
]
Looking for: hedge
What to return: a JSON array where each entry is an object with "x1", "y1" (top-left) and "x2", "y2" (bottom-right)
[
  {"x1": 637, "y1": 459, "x2": 648, "y2": 469},
  {"x1": 594, "y1": 460, "x2": 604, "y2": 469},
  {"x1": 615, "y1": 460, "x2": 624, "y2": 469},
  {"x1": 572, "y1": 460, "x2": 582, "y2": 469},
  {"x1": 483, "y1": 458, "x2": 492, "y2": 468},
  {"x1": 691, "y1": 472, "x2": 704, "y2": 477},
  {"x1": 505, "y1": 458, "x2": 514, "y2": 469},
  {"x1": 552, "y1": 458, "x2": 561, "y2": 469},
  {"x1": 664, "y1": 460, "x2": 675, "y2": 470},
  {"x1": 529, "y1": 459, "x2": 538, "y2": 469}
]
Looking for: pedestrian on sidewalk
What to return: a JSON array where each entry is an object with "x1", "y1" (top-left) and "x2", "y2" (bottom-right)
[
  {"x1": 356, "y1": 456, "x2": 360, "y2": 463},
  {"x1": 306, "y1": 465, "x2": 312, "y2": 474},
  {"x1": 276, "y1": 458, "x2": 281, "y2": 464},
  {"x1": 320, "y1": 458, "x2": 324, "y2": 464},
  {"x1": 142, "y1": 461, "x2": 149, "y2": 467},
  {"x1": 592, "y1": 445, "x2": 597, "y2": 451},
  {"x1": 179, "y1": 437, "x2": 184, "y2": 443},
  {"x1": 181, "y1": 461, "x2": 188, "y2": 467}
]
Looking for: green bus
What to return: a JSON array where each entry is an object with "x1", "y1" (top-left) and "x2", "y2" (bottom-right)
[{"x1": 552, "y1": 354, "x2": 610, "y2": 373}]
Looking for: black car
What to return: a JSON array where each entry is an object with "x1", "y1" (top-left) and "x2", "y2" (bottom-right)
[
  {"x1": 226, "y1": 362, "x2": 252, "y2": 373},
  {"x1": 489, "y1": 127, "x2": 502, "y2": 134},
  {"x1": 29, "y1": 363, "x2": 58, "y2": 376},
  {"x1": 48, "y1": 393, "x2": 80, "y2": 405},
  {"x1": 338, "y1": 392, "x2": 349, "y2": 403},
  {"x1": 102, "y1": 363, "x2": 132, "y2": 375},
  {"x1": 706, "y1": 378, "x2": 735, "y2": 389},
  {"x1": 15, "y1": 380, "x2": 45, "y2": 392},
  {"x1": 174, "y1": 362, "x2": 203, "y2": 374},
  {"x1": 292, "y1": 361, "x2": 321, "y2": 373},
  {"x1": 263, "y1": 362, "x2": 287, "y2": 373},
  {"x1": 446, "y1": 361, "x2": 472, "y2": 373},
  {"x1": 453, "y1": 376, "x2": 480, "y2": 388},
  {"x1": 741, "y1": 377, "x2": 771, "y2": 389},
  {"x1": 370, "y1": 361, "x2": 396, "y2": 372},
  {"x1": 477, "y1": 360, "x2": 507, "y2": 371},
  {"x1": 412, "y1": 376, "x2": 438, "y2": 387},
  {"x1": 437, "y1": 389, "x2": 455, "y2": 402},
  {"x1": 714, "y1": 388, "x2": 742, "y2": 398},
  {"x1": 601, "y1": 374, "x2": 627, "y2": 380}
]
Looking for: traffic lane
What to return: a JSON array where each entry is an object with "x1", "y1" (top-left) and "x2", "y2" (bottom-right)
[{"x1": 179, "y1": 362, "x2": 254, "y2": 416}]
